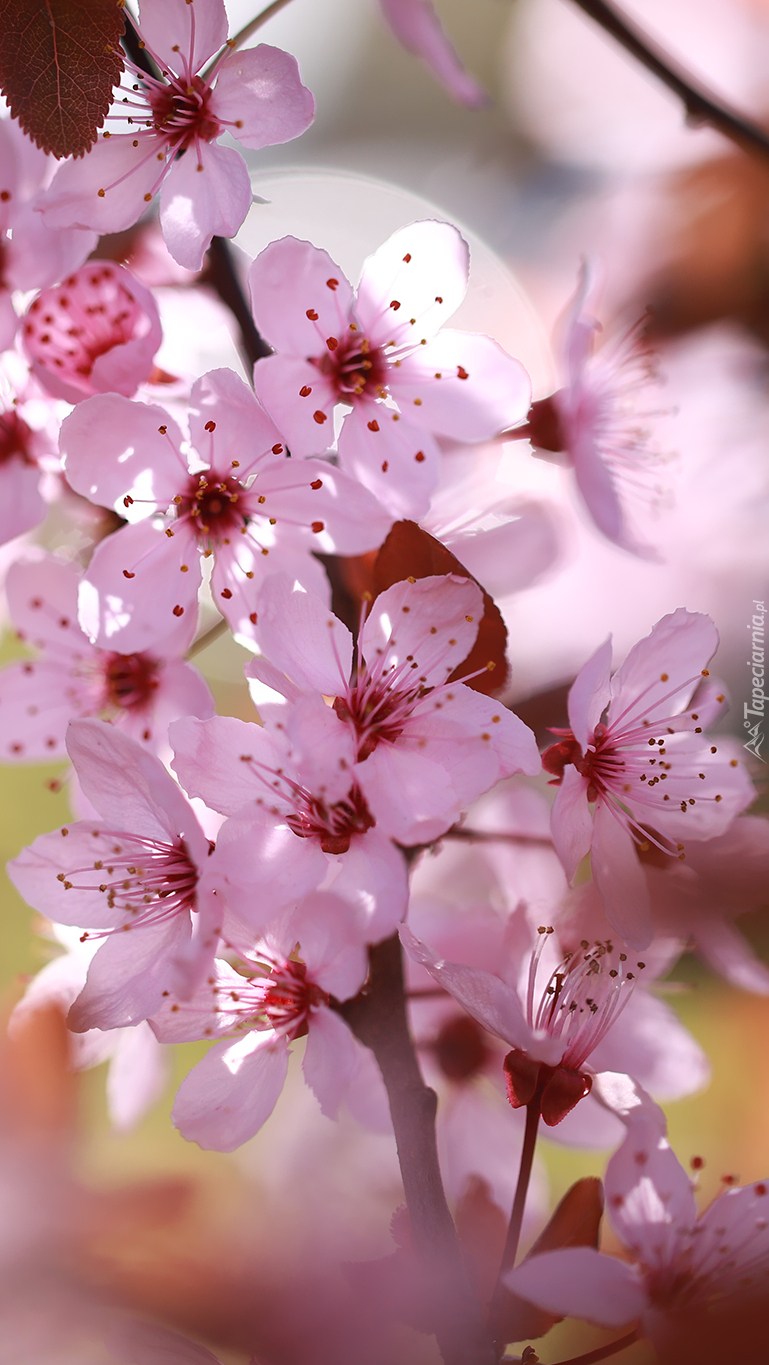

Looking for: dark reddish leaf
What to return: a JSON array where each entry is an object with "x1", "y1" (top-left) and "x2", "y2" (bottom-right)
[
  {"x1": 455, "y1": 1176, "x2": 508, "y2": 1304},
  {"x1": 495, "y1": 1177, "x2": 604, "y2": 1343},
  {"x1": 372, "y1": 520, "x2": 509, "y2": 694},
  {"x1": 0, "y1": 0, "x2": 125, "y2": 159}
]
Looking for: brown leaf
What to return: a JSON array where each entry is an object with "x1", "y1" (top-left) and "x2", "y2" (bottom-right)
[
  {"x1": 455, "y1": 1176, "x2": 508, "y2": 1304},
  {"x1": 372, "y1": 520, "x2": 509, "y2": 694},
  {"x1": 0, "y1": 0, "x2": 125, "y2": 159},
  {"x1": 496, "y1": 1177, "x2": 604, "y2": 1343}
]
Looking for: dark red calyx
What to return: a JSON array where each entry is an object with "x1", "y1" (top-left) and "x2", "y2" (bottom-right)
[
  {"x1": 541, "y1": 731, "x2": 581, "y2": 786},
  {"x1": 521, "y1": 394, "x2": 566, "y2": 453},
  {"x1": 503, "y1": 1049, "x2": 593, "y2": 1126},
  {"x1": 432, "y1": 1015, "x2": 491, "y2": 1082}
]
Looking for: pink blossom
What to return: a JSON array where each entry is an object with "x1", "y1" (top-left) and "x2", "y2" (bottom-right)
[
  {"x1": 37, "y1": 0, "x2": 315, "y2": 270},
  {"x1": 401, "y1": 916, "x2": 649, "y2": 1127},
  {"x1": 169, "y1": 700, "x2": 409, "y2": 943},
  {"x1": 0, "y1": 354, "x2": 60, "y2": 547},
  {"x1": 248, "y1": 221, "x2": 531, "y2": 517},
  {"x1": 520, "y1": 265, "x2": 664, "y2": 557},
  {"x1": 378, "y1": 1, "x2": 488, "y2": 108},
  {"x1": 60, "y1": 367, "x2": 391, "y2": 652},
  {"x1": 542, "y1": 609, "x2": 755, "y2": 949},
  {"x1": 22, "y1": 262, "x2": 163, "y2": 404},
  {"x1": 0, "y1": 555, "x2": 213, "y2": 760},
  {"x1": 151, "y1": 894, "x2": 368, "y2": 1151},
  {"x1": 506, "y1": 1078, "x2": 769, "y2": 1362},
  {"x1": 8, "y1": 719, "x2": 224, "y2": 1031},
  {"x1": 247, "y1": 572, "x2": 540, "y2": 845},
  {"x1": 0, "y1": 117, "x2": 97, "y2": 351}
]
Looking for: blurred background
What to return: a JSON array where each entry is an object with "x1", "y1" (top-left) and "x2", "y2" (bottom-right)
[{"x1": 2, "y1": 2, "x2": 769, "y2": 1361}]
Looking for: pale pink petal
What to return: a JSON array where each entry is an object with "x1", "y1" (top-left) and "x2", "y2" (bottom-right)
[
  {"x1": 138, "y1": 0, "x2": 228, "y2": 70},
  {"x1": 257, "y1": 457, "x2": 393, "y2": 555},
  {"x1": 38, "y1": 134, "x2": 167, "y2": 234},
  {"x1": 4, "y1": 202, "x2": 96, "y2": 292},
  {"x1": 0, "y1": 461, "x2": 45, "y2": 545},
  {"x1": 379, "y1": 0, "x2": 488, "y2": 108},
  {"x1": 592, "y1": 800, "x2": 653, "y2": 950},
  {"x1": 252, "y1": 352, "x2": 337, "y2": 456},
  {"x1": 693, "y1": 918, "x2": 769, "y2": 996},
  {"x1": 66, "y1": 718, "x2": 209, "y2": 858},
  {"x1": 327, "y1": 829, "x2": 409, "y2": 942},
  {"x1": 589, "y1": 989, "x2": 710, "y2": 1102},
  {"x1": 0, "y1": 658, "x2": 88, "y2": 761},
  {"x1": 170, "y1": 715, "x2": 274, "y2": 814},
  {"x1": 336, "y1": 403, "x2": 441, "y2": 519},
  {"x1": 361, "y1": 573, "x2": 481, "y2": 685},
  {"x1": 172, "y1": 1029, "x2": 289, "y2": 1150},
  {"x1": 410, "y1": 686, "x2": 542, "y2": 791},
  {"x1": 8, "y1": 822, "x2": 153, "y2": 929},
  {"x1": 343, "y1": 1035, "x2": 393, "y2": 1133},
  {"x1": 6, "y1": 557, "x2": 83, "y2": 652},
  {"x1": 280, "y1": 693, "x2": 358, "y2": 803},
  {"x1": 392, "y1": 330, "x2": 531, "y2": 441},
  {"x1": 254, "y1": 574, "x2": 352, "y2": 695},
  {"x1": 209, "y1": 813, "x2": 329, "y2": 934},
  {"x1": 505, "y1": 1247, "x2": 646, "y2": 1329},
  {"x1": 608, "y1": 609, "x2": 719, "y2": 730},
  {"x1": 107, "y1": 1316, "x2": 225, "y2": 1365},
  {"x1": 550, "y1": 763, "x2": 592, "y2": 882},
  {"x1": 107, "y1": 1021, "x2": 170, "y2": 1131},
  {"x1": 211, "y1": 44, "x2": 315, "y2": 150},
  {"x1": 356, "y1": 220, "x2": 468, "y2": 346},
  {"x1": 0, "y1": 289, "x2": 19, "y2": 350},
  {"x1": 61, "y1": 395, "x2": 186, "y2": 514},
  {"x1": 160, "y1": 141, "x2": 252, "y2": 272},
  {"x1": 302, "y1": 1005, "x2": 359, "y2": 1119},
  {"x1": 115, "y1": 658, "x2": 215, "y2": 751},
  {"x1": 443, "y1": 498, "x2": 561, "y2": 599},
  {"x1": 187, "y1": 368, "x2": 283, "y2": 476},
  {"x1": 248, "y1": 236, "x2": 354, "y2": 355},
  {"x1": 356, "y1": 743, "x2": 462, "y2": 844},
  {"x1": 606, "y1": 1119, "x2": 697, "y2": 1267},
  {"x1": 246, "y1": 656, "x2": 304, "y2": 707},
  {"x1": 70, "y1": 913, "x2": 192, "y2": 1031},
  {"x1": 568, "y1": 636, "x2": 613, "y2": 750},
  {"x1": 274, "y1": 893, "x2": 368, "y2": 999},
  {"x1": 78, "y1": 519, "x2": 201, "y2": 653}
]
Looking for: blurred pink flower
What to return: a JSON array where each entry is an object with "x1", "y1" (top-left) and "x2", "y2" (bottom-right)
[
  {"x1": 378, "y1": 0, "x2": 488, "y2": 108},
  {"x1": 22, "y1": 262, "x2": 163, "y2": 404},
  {"x1": 249, "y1": 221, "x2": 531, "y2": 517},
  {"x1": 543, "y1": 609, "x2": 754, "y2": 948},
  {"x1": 8, "y1": 719, "x2": 224, "y2": 1031},
  {"x1": 60, "y1": 368, "x2": 391, "y2": 652},
  {"x1": 37, "y1": 0, "x2": 315, "y2": 269},
  {"x1": 0, "y1": 555, "x2": 213, "y2": 760}
]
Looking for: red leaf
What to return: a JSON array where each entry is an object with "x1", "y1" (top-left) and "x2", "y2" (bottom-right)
[{"x1": 0, "y1": 0, "x2": 125, "y2": 159}]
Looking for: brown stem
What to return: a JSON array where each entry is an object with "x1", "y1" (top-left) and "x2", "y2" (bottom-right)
[
  {"x1": 205, "y1": 237, "x2": 273, "y2": 370},
  {"x1": 550, "y1": 1330, "x2": 640, "y2": 1365},
  {"x1": 185, "y1": 616, "x2": 229, "y2": 659},
  {"x1": 488, "y1": 1097, "x2": 541, "y2": 1347},
  {"x1": 340, "y1": 933, "x2": 497, "y2": 1365},
  {"x1": 567, "y1": 0, "x2": 769, "y2": 160},
  {"x1": 445, "y1": 825, "x2": 553, "y2": 847}
]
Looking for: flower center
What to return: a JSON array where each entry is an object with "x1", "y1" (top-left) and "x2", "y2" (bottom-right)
[
  {"x1": 542, "y1": 724, "x2": 621, "y2": 802},
  {"x1": 334, "y1": 680, "x2": 419, "y2": 760},
  {"x1": 0, "y1": 409, "x2": 34, "y2": 467},
  {"x1": 59, "y1": 833, "x2": 199, "y2": 938},
  {"x1": 24, "y1": 265, "x2": 149, "y2": 386},
  {"x1": 176, "y1": 472, "x2": 246, "y2": 542},
  {"x1": 285, "y1": 783, "x2": 375, "y2": 855},
  {"x1": 149, "y1": 75, "x2": 222, "y2": 151},
  {"x1": 315, "y1": 333, "x2": 390, "y2": 402},
  {"x1": 102, "y1": 651, "x2": 161, "y2": 711}
]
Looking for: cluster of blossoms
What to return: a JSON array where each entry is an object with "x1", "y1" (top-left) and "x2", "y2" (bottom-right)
[{"x1": 0, "y1": 2, "x2": 766, "y2": 1364}]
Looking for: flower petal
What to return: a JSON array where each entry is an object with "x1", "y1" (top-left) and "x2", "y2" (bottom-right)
[
  {"x1": 61, "y1": 394, "x2": 186, "y2": 515},
  {"x1": 505, "y1": 1247, "x2": 646, "y2": 1329},
  {"x1": 78, "y1": 519, "x2": 201, "y2": 654},
  {"x1": 356, "y1": 220, "x2": 468, "y2": 346},
  {"x1": 550, "y1": 764, "x2": 592, "y2": 883},
  {"x1": 379, "y1": 0, "x2": 488, "y2": 107},
  {"x1": 138, "y1": 0, "x2": 228, "y2": 71},
  {"x1": 302, "y1": 1005, "x2": 359, "y2": 1119},
  {"x1": 160, "y1": 141, "x2": 253, "y2": 271},
  {"x1": 211, "y1": 44, "x2": 315, "y2": 150},
  {"x1": 254, "y1": 574, "x2": 352, "y2": 696},
  {"x1": 248, "y1": 236, "x2": 354, "y2": 355},
  {"x1": 592, "y1": 800, "x2": 653, "y2": 950},
  {"x1": 172, "y1": 1030, "x2": 289, "y2": 1150},
  {"x1": 568, "y1": 636, "x2": 613, "y2": 751},
  {"x1": 392, "y1": 329, "x2": 531, "y2": 441}
]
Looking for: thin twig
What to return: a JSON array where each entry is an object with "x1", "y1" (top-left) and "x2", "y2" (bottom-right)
[
  {"x1": 567, "y1": 0, "x2": 769, "y2": 160},
  {"x1": 339, "y1": 934, "x2": 496, "y2": 1365},
  {"x1": 549, "y1": 1329, "x2": 640, "y2": 1365},
  {"x1": 205, "y1": 237, "x2": 273, "y2": 370},
  {"x1": 445, "y1": 825, "x2": 554, "y2": 847},
  {"x1": 186, "y1": 617, "x2": 229, "y2": 660},
  {"x1": 487, "y1": 1097, "x2": 542, "y2": 1350},
  {"x1": 202, "y1": 0, "x2": 297, "y2": 79}
]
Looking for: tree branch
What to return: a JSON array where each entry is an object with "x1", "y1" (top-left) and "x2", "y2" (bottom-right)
[
  {"x1": 567, "y1": 0, "x2": 769, "y2": 160},
  {"x1": 204, "y1": 237, "x2": 273, "y2": 371},
  {"x1": 340, "y1": 933, "x2": 497, "y2": 1365}
]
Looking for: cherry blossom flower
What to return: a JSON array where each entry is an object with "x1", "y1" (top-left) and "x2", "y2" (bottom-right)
[
  {"x1": 170, "y1": 698, "x2": 409, "y2": 944},
  {"x1": 0, "y1": 555, "x2": 213, "y2": 760},
  {"x1": 0, "y1": 116, "x2": 97, "y2": 351},
  {"x1": 60, "y1": 367, "x2": 391, "y2": 653},
  {"x1": 248, "y1": 220, "x2": 531, "y2": 517},
  {"x1": 378, "y1": 0, "x2": 488, "y2": 108},
  {"x1": 542, "y1": 608, "x2": 755, "y2": 949},
  {"x1": 37, "y1": 0, "x2": 315, "y2": 270},
  {"x1": 8, "y1": 719, "x2": 224, "y2": 1031},
  {"x1": 0, "y1": 352, "x2": 60, "y2": 547},
  {"x1": 151, "y1": 893, "x2": 368, "y2": 1151},
  {"x1": 506, "y1": 1077, "x2": 769, "y2": 1364},
  {"x1": 247, "y1": 572, "x2": 541, "y2": 845},
  {"x1": 401, "y1": 916, "x2": 649, "y2": 1127},
  {"x1": 22, "y1": 262, "x2": 163, "y2": 405},
  {"x1": 11, "y1": 924, "x2": 169, "y2": 1132},
  {"x1": 518, "y1": 265, "x2": 664, "y2": 557}
]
